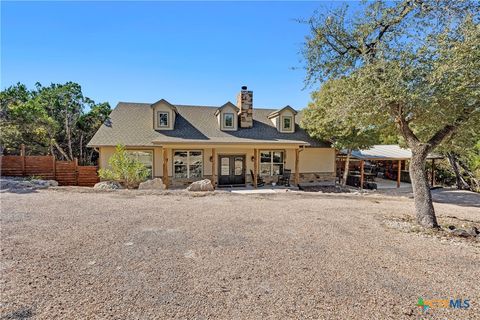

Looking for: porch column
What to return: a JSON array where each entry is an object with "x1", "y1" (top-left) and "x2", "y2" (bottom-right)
[
  {"x1": 431, "y1": 159, "x2": 436, "y2": 187},
  {"x1": 162, "y1": 148, "x2": 169, "y2": 189},
  {"x1": 397, "y1": 160, "x2": 401, "y2": 188},
  {"x1": 253, "y1": 148, "x2": 258, "y2": 188},
  {"x1": 211, "y1": 148, "x2": 216, "y2": 188},
  {"x1": 294, "y1": 148, "x2": 300, "y2": 186},
  {"x1": 360, "y1": 160, "x2": 364, "y2": 189}
]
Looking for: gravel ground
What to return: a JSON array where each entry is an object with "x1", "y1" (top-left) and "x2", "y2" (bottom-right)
[{"x1": 1, "y1": 189, "x2": 479, "y2": 319}]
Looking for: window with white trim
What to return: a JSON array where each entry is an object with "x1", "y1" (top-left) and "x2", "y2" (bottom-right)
[
  {"x1": 223, "y1": 113, "x2": 234, "y2": 128},
  {"x1": 260, "y1": 151, "x2": 284, "y2": 176},
  {"x1": 173, "y1": 150, "x2": 203, "y2": 179},
  {"x1": 157, "y1": 112, "x2": 169, "y2": 127},
  {"x1": 282, "y1": 116, "x2": 293, "y2": 131}
]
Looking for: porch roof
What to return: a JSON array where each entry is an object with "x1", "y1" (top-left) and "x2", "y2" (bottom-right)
[{"x1": 339, "y1": 145, "x2": 444, "y2": 161}]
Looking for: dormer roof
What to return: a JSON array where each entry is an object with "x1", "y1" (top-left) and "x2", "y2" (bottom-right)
[
  {"x1": 151, "y1": 99, "x2": 178, "y2": 114},
  {"x1": 214, "y1": 101, "x2": 239, "y2": 116},
  {"x1": 267, "y1": 105, "x2": 298, "y2": 119}
]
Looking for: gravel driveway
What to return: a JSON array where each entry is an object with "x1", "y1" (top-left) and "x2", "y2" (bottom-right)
[{"x1": 1, "y1": 189, "x2": 479, "y2": 319}]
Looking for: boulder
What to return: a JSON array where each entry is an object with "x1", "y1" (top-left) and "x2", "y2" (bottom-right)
[
  {"x1": 138, "y1": 178, "x2": 166, "y2": 190},
  {"x1": 465, "y1": 226, "x2": 479, "y2": 237},
  {"x1": 93, "y1": 181, "x2": 123, "y2": 190},
  {"x1": 0, "y1": 177, "x2": 58, "y2": 190},
  {"x1": 29, "y1": 179, "x2": 50, "y2": 188},
  {"x1": 47, "y1": 180, "x2": 59, "y2": 187},
  {"x1": 449, "y1": 229, "x2": 471, "y2": 238},
  {"x1": 186, "y1": 179, "x2": 214, "y2": 192}
]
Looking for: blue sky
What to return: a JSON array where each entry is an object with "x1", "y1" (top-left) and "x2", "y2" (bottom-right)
[{"x1": 2, "y1": 1, "x2": 342, "y2": 109}]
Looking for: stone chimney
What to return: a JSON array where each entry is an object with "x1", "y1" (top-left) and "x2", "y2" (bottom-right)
[{"x1": 237, "y1": 86, "x2": 253, "y2": 128}]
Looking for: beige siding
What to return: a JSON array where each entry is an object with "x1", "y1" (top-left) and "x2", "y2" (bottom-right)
[
  {"x1": 98, "y1": 146, "x2": 163, "y2": 177},
  {"x1": 299, "y1": 147, "x2": 335, "y2": 173}
]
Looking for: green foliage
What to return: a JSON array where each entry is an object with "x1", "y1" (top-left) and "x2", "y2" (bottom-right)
[
  {"x1": 302, "y1": 0, "x2": 480, "y2": 224},
  {"x1": 302, "y1": 0, "x2": 479, "y2": 170},
  {"x1": 0, "y1": 82, "x2": 111, "y2": 164},
  {"x1": 301, "y1": 79, "x2": 380, "y2": 151},
  {"x1": 98, "y1": 145, "x2": 150, "y2": 189}
]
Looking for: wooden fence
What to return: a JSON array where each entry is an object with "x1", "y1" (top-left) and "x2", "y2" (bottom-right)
[{"x1": 0, "y1": 155, "x2": 99, "y2": 187}]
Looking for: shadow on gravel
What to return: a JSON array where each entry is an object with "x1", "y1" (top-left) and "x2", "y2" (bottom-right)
[
  {"x1": 432, "y1": 189, "x2": 480, "y2": 208},
  {"x1": 1, "y1": 307, "x2": 35, "y2": 320},
  {"x1": 0, "y1": 188, "x2": 39, "y2": 194}
]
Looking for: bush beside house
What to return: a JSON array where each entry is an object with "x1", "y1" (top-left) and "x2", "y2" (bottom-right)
[{"x1": 98, "y1": 145, "x2": 150, "y2": 189}]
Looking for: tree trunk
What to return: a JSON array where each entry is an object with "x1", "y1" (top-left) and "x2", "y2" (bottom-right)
[
  {"x1": 65, "y1": 106, "x2": 73, "y2": 160},
  {"x1": 409, "y1": 149, "x2": 439, "y2": 228},
  {"x1": 79, "y1": 134, "x2": 83, "y2": 165},
  {"x1": 342, "y1": 149, "x2": 351, "y2": 186},
  {"x1": 446, "y1": 152, "x2": 470, "y2": 190},
  {"x1": 457, "y1": 158, "x2": 480, "y2": 192},
  {"x1": 88, "y1": 149, "x2": 94, "y2": 165},
  {"x1": 53, "y1": 140, "x2": 71, "y2": 161}
]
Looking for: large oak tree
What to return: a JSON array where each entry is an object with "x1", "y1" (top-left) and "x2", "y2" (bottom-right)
[{"x1": 302, "y1": 0, "x2": 479, "y2": 228}]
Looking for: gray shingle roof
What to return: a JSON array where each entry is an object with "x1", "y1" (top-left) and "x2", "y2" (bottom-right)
[{"x1": 87, "y1": 102, "x2": 329, "y2": 147}]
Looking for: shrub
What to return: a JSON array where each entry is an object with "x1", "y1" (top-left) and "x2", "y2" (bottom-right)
[{"x1": 98, "y1": 145, "x2": 150, "y2": 188}]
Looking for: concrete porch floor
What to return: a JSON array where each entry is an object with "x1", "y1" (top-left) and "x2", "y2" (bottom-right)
[
  {"x1": 220, "y1": 185, "x2": 299, "y2": 194},
  {"x1": 375, "y1": 178, "x2": 412, "y2": 190}
]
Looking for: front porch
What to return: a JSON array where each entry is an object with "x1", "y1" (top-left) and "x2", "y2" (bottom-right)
[
  {"x1": 160, "y1": 145, "x2": 334, "y2": 189},
  {"x1": 97, "y1": 145, "x2": 336, "y2": 190}
]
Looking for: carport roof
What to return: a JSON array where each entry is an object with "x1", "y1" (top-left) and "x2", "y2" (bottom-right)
[{"x1": 339, "y1": 145, "x2": 443, "y2": 161}]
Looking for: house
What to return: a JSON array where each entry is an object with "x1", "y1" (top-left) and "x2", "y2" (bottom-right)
[{"x1": 88, "y1": 86, "x2": 336, "y2": 188}]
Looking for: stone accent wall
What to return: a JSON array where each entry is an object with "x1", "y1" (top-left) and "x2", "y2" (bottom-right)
[
  {"x1": 298, "y1": 172, "x2": 336, "y2": 184},
  {"x1": 237, "y1": 88, "x2": 253, "y2": 128},
  {"x1": 259, "y1": 172, "x2": 335, "y2": 185}
]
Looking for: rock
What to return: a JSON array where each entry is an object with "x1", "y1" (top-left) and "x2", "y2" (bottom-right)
[
  {"x1": 138, "y1": 178, "x2": 165, "y2": 190},
  {"x1": 47, "y1": 180, "x2": 59, "y2": 187},
  {"x1": 450, "y1": 229, "x2": 471, "y2": 238},
  {"x1": 93, "y1": 181, "x2": 123, "y2": 190},
  {"x1": 29, "y1": 179, "x2": 50, "y2": 188},
  {"x1": 465, "y1": 226, "x2": 479, "y2": 237},
  {"x1": 186, "y1": 179, "x2": 214, "y2": 192},
  {"x1": 0, "y1": 177, "x2": 60, "y2": 190}
]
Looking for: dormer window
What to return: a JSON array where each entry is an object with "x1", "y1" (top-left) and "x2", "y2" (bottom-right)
[
  {"x1": 158, "y1": 112, "x2": 169, "y2": 127},
  {"x1": 268, "y1": 106, "x2": 297, "y2": 133},
  {"x1": 282, "y1": 116, "x2": 293, "y2": 132},
  {"x1": 224, "y1": 113, "x2": 234, "y2": 128},
  {"x1": 152, "y1": 99, "x2": 177, "y2": 130},
  {"x1": 215, "y1": 102, "x2": 239, "y2": 131}
]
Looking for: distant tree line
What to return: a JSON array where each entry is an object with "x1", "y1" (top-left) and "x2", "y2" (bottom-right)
[{"x1": 0, "y1": 82, "x2": 111, "y2": 165}]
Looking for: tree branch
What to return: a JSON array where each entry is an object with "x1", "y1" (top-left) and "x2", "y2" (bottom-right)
[
  {"x1": 53, "y1": 139, "x2": 71, "y2": 161},
  {"x1": 391, "y1": 103, "x2": 420, "y2": 147},
  {"x1": 364, "y1": 0, "x2": 419, "y2": 56},
  {"x1": 426, "y1": 107, "x2": 476, "y2": 152}
]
